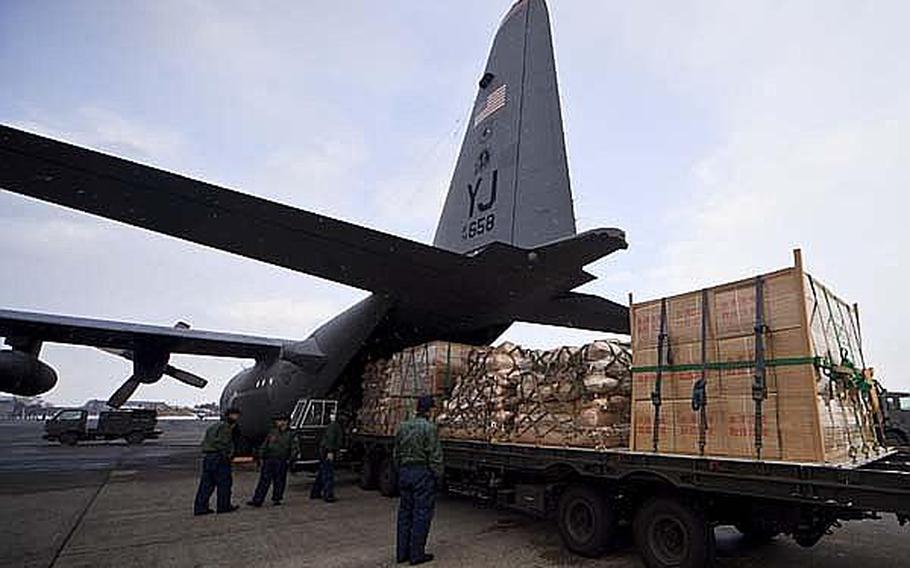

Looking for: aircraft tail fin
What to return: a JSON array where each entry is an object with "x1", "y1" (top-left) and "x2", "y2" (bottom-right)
[{"x1": 433, "y1": 0, "x2": 576, "y2": 254}]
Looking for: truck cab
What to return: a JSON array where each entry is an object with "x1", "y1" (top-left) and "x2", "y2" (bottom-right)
[
  {"x1": 44, "y1": 408, "x2": 88, "y2": 446},
  {"x1": 289, "y1": 398, "x2": 341, "y2": 471},
  {"x1": 883, "y1": 391, "x2": 910, "y2": 446}
]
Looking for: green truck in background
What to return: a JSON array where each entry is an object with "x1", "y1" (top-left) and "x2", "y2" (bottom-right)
[{"x1": 44, "y1": 408, "x2": 161, "y2": 446}]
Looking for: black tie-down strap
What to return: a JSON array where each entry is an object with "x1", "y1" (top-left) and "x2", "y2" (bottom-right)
[
  {"x1": 691, "y1": 288, "x2": 710, "y2": 456},
  {"x1": 652, "y1": 298, "x2": 670, "y2": 452},
  {"x1": 753, "y1": 276, "x2": 769, "y2": 460}
]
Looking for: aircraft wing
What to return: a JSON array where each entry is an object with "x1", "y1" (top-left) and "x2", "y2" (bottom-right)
[
  {"x1": 0, "y1": 125, "x2": 467, "y2": 296},
  {"x1": 0, "y1": 125, "x2": 630, "y2": 335},
  {"x1": 0, "y1": 308, "x2": 295, "y2": 360}
]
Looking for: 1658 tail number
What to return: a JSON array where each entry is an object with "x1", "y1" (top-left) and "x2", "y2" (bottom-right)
[{"x1": 462, "y1": 214, "x2": 495, "y2": 240}]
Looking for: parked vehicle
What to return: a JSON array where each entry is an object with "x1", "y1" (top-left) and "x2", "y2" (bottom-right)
[
  {"x1": 883, "y1": 391, "x2": 910, "y2": 446},
  {"x1": 289, "y1": 398, "x2": 347, "y2": 471},
  {"x1": 352, "y1": 429, "x2": 910, "y2": 568},
  {"x1": 44, "y1": 408, "x2": 161, "y2": 446}
]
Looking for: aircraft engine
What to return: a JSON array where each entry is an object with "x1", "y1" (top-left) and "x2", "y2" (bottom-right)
[{"x1": 0, "y1": 350, "x2": 58, "y2": 396}]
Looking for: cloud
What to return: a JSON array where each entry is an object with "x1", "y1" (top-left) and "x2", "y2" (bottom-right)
[
  {"x1": 586, "y1": 1, "x2": 910, "y2": 387},
  {"x1": 11, "y1": 106, "x2": 187, "y2": 165},
  {"x1": 217, "y1": 297, "x2": 356, "y2": 337}
]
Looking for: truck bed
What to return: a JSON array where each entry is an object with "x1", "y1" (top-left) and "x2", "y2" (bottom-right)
[{"x1": 354, "y1": 433, "x2": 910, "y2": 516}]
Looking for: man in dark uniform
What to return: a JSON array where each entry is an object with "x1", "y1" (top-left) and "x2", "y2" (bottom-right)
[
  {"x1": 310, "y1": 409, "x2": 343, "y2": 502},
  {"x1": 193, "y1": 407, "x2": 241, "y2": 516},
  {"x1": 247, "y1": 414, "x2": 293, "y2": 507},
  {"x1": 394, "y1": 395, "x2": 443, "y2": 565}
]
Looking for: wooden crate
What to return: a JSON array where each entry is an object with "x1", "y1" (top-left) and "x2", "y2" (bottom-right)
[{"x1": 630, "y1": 250, "x2": 883, "y2": 465}]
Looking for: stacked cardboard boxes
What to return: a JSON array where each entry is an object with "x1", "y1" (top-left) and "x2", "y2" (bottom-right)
[
  {"x1": 358, "y1": 339, "x2": 632, "y2": 449},
  {"x1": 356, "y1": 341, "x2": 474, "y2": 436},
  {"x1": 630, "y1": 251, "x2": 882, "y2": 464},
  {"x1": 426, "y1": 340, "x2": 631, "y2": 449}
]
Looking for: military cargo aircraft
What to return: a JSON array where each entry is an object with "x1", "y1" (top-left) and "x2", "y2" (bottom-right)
[{"x1": 0, "y1": 0, "x2": 629, "y2": 441}]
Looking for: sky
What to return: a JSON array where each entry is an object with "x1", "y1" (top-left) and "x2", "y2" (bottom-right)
[{"x1": 1, "y1": 0, "x2": 908, "y2": 406}]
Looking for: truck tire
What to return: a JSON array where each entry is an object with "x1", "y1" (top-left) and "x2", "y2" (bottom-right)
[
  {"x1": 126, "y1": 432, "x2": 145, "y2": 445},
  {"x1": 556, "y1": 484, "x2": 615, "y2": 558},
  {"x1": 59, "y1": 432, "x2": 78, "y2": 446},
  {"x1": 360, "y1": 454, "x2": 379, "y2": 490},
  {"x1": 378, "y1": 455, "x2": 399, "y2": 498},
  {"x1": 634, "y1": 497, "x2": 714, "y2": 568}
]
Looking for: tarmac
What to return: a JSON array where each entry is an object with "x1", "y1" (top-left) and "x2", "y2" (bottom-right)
[{"x1": 1, "y1": 420, "x2": 909, "y2": 568}]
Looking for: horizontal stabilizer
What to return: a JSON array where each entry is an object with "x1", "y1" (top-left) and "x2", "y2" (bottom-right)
[
  {"x1": 512, "y1": 292, "x2": 630, "y2": 334},
  {"x1": 534, "y1": 229, "x2": 628, "y2": 268}
]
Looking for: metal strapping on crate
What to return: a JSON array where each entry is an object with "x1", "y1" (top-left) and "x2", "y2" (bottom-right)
[
  {"x1": 752, "y1": 275, "x2": 768, "y2": 461},
  {"x1": 651, "y1": 297, "x2": 669, "y2": 453},
  {"x1": 691, "y1": 288, "x2": 709, "y2": 456},
  {"x1": 806, "y1": 273, "x2": 836, "y2": 401}
]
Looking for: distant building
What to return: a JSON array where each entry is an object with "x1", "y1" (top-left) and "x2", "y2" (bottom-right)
[
  {"x1": 81, "y1": 399, "x2": 111, "y2": 414},
  {"x1": 127, "y1": 401, "x2": 174, "y2": 412},
  {"x1": 0, "y1": 397, "x2": 15, "y2": 420}
]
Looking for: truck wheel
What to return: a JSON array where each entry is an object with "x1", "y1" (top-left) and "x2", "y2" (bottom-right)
[
  {"x1": 556, "y1": 484, "x2": 615, "y2": 558},
  {"x1": 59, "y1": 432, "x2": 78, "y2": 446},
  {"x1": 378, "y1": 456, "x2": 399, "y2": 498},
  {"x1": 126, "y1": 432, "x2": 144, "y2": 445},
  {"x1": 634, "y1": 497, "x2": 714, "y2": 568},
  {"x1": 360, "y1": 454, "x2": 378, "y2": 490}
]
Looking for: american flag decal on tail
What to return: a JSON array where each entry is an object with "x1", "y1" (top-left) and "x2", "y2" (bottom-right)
[{"x1": 473, "y1": 84, "x2": 507, "y2": 128}]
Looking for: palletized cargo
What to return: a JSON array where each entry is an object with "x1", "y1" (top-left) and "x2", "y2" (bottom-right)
[
  {"x1": 357, "y1": 339, "x2": 632, "y2": 449},
  {"x1": 630, "y1": 250, "x2": 883, "y2": 464}
]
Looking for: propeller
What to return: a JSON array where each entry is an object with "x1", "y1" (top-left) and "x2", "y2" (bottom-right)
[{"x1": 97, "y1": 322, "x2": 209, "y2": 408}]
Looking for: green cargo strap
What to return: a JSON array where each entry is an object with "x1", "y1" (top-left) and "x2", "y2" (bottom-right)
[{"x1": 631, "y1": 356, "x2": 819, "y2": 374}]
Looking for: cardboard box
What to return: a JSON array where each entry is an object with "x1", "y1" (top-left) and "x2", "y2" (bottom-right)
[{"x1": 630, "y1": 250, "x2": 882, "y2": 465}]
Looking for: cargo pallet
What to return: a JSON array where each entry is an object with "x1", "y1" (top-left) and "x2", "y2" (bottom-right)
[{"x1": 353, "y1": 433, "x2": 910, "y2": 568}]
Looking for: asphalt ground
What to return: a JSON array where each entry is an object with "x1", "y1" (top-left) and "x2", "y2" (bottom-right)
[{"x1": 0, "y1": 420, "x2": 908, "y2": 568}]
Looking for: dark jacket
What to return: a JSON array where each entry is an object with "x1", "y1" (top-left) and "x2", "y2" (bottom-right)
[
  {"x1": 259, "y1": 427, "x2": 293, "y2": 460},
  {"x1": 393, "y1": 416, "x2": 443, "y2": 477},
  {"x1": 201, "y1": 420, "x2": 234, "y2": 458},
  {"x1": 319, "y1": 421, "x2": 344, "y2": 453}
]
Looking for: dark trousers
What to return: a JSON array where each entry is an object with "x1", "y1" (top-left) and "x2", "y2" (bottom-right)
[
  {"x1": 396, "y1": 465, "x2": 436, "y2": 562},
  {"x1": 251, "y1": 458, "x2": 288, "y2": 504},
  {"x1": 194, "y1": 454, "x2": 232, "y2": 513},
  {"x1": 310, "y1": 455, "x2": 335, "y2": 500}
]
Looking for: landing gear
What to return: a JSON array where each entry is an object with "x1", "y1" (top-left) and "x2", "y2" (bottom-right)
[{"x1": 634, "y1": 497, "x2": 714, "y2": 568}]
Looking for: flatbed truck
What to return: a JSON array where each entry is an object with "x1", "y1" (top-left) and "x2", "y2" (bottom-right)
[
  {"x1": 353, "y1": 432, "x2": 910, "y2": 568},
  {"x1": 287, "y1": 394, "x2": 910, "y2": 568}
]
